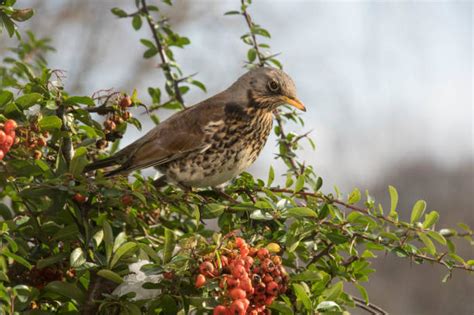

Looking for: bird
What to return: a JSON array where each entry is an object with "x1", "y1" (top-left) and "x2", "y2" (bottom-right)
[{"x1": 84, "y1": 67, "x2": 305, "y2": 187}]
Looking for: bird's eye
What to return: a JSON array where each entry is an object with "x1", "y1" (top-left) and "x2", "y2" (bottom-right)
[{"x1": 267, "y1": 80, "x2": 280, "y2": 93}]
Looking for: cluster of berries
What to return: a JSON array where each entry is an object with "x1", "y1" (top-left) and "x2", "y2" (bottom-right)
[
  {"x1": 98, "y1": 94, "x2": 133, "y2": 148},
  {"x1": 195, "y1": 237, "x2": 288, "y2": 315},
  {"x1": 0, "y1": 119, "x2": 17, "y2": 160},
  {"x1": 17, "y1": 122, "x2": 49, "y2": 160},
  {"x1": 7, "y1": 263, "x2": 75, "y2": 290}
]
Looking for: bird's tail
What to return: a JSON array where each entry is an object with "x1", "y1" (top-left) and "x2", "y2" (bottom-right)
[{"x1": 83, "y1": 155, "x2": 122, "y2": 175}]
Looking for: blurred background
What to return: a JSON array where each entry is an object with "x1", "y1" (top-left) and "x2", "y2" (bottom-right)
[{"x1": 1, "y1": 1, "x2": 472, "y2": 314}]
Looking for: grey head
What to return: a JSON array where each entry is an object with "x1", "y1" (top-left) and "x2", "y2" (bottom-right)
[{"x1": 228, "y1": 67, "x2": 306, "y2": 112}]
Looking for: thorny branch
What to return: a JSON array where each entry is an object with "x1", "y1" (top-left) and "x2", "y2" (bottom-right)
[
  {"x1": 266, "y1": 187, "x2": 474, "y2": 272},
  {"x1": 140, "y1": 0, "x2": 185, "y2": 107},
  {"x1": 240, "y1": 0, "x2": 304, "y2": 177}
]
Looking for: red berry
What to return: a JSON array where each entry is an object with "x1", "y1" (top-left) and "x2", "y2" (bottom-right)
[
  {"x1": 213, "y1": 305, "x2": 227, "y2": 315},
  {"x1": 199, "y1": 261, "x2": 215, "y2": 276},
  {"x1": 121, "y1": 194, "x2": 133, "y2": 206},
  {"x1": 73, "y1": 193, "x2": 87, "y2": 203},
  {"x1": 163, "y1": 271, "x2": 174, "y2": 280},
  {"x1": 0, "y1": 149, "x2": 4, "y2": 160},
  {"x1": 229, "y1": 300, "x2": 246, "y2": 315},
  {"x1": 195, "y1": 274, "x2": 206, "y2": 288},
  {"x1": 231, "y1": 265, "x2": 246, "y2": 279},
  {"x1": 263, "y1": 275, "x2": 273, "y2": 283},
  {"x1": 227, "y1": 277, "x2": 240, "y2": 289},
  {"x1": 240, "y1": 245, "x2": 249, "y2": 258},
  {"x1": 220, "y1": 255, "x2": 229, "y2": 267},
  {"x1": 235, "y1": 237, "x2": 246, "y2": 248},
  {"x1": 239, "y1": 278, "x2": 254, "y2": 294},
  {"x1": 262, "y1": 258, "x2": 275, "y2": 272},
  {"x1": 266, "y1": 281, "x2": 279, "y2": 295},
  {"x1": 229, "y1": 288, "x2": 246, "y2": 300},
  {"x1": 4, "y1": 119, "x2": 17, "y2": 133},
  {"x1": 244, "y1": 256, "x2": 254, "y2": 269},
  {"x1": 4, "y1": 135, "x2": 13, "y2": 149},
  {"x1": 120, "y1": 95, "x2": 132, "y2": 108},
  {"x1": 0, "y1": 130, "x2": 6, "y2": 144},
  {"x1": 265, "y1": 296, "x2": 275, "y2": 306},
  {"x1": 257, "y1": 248, "x2": 269, "y2": 260}
]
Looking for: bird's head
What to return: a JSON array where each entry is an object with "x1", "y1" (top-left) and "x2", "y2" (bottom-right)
[{"x1": 232, "y1": 67, "x2": 306, "y2": 112}]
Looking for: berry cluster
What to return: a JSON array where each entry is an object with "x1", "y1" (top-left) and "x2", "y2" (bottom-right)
[
  {"x1": 16, "y1": 121, "x2": 49, "y2": 160},
  {"x1": 98, "y1": 94, "x2": 133, "y2": 148},
  {"x1": 0, "y1": 119, "x2": 17, "y2": 160},
  {"x1": 195, "y1": 238, "x2": 288, "y2": 315}
]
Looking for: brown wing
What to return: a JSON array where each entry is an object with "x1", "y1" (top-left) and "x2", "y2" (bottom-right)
[{"x1": 111, "y1": 91, "x2": 228, "y2": 174}]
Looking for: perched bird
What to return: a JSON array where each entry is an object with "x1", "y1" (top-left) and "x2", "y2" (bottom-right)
[{"x1": 85, "y1": 67, "x2": 305, "y2": 187}]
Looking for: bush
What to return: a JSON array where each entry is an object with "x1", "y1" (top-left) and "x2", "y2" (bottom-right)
[{"x1": 0, "y1": 1, "x2": 472, "y2": 314}]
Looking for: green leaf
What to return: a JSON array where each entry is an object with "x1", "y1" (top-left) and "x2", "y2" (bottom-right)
[
  {"x1": 426, "y1": 230, "x2": 447, "y2": 245},
  {"x1": 267, "y1": 165, "x2": 275, "y2": 186},
  {"x1": 224, "y1": 10, "x2": 241, "y2": 15},
  {"x1": 294, "y1": 175, "x2": 305, "y2": 193},
  {"x1": 163, "y1": 228, "x2": 175, "y2": 264},
  {"x1": 110, "y1": 242, "x2": 137, "y2": 268},
  {"x1": 287, "y1": 207, "x2": 317, "y2": 218},
  {"x1": 348, "y1": 187, "x2": 361, "y2": 204},
  {"x1": 38, "y1": 115, "x2": 62, "y2": 131},
  {"x1": 2, "y1": 249, "x2": 32, "y2": 270},
  {"x1": 388, "y1": 185, "x2": 398, "y2": 218},
  {"x1": 417, "y1": 232, "x2": 436, "y2": 256},
  {"x1": 97, "y1": 269, "x2": 123, "y2": 284},
  {"x1": 355, "y1": 283, "x2": 369, "y2": 304},
  {"x1": 69, "y1": 147, "x2": 88, "y2": 177},
  {"x1": 103, "y1": 221, "x2": 114, "y2": 264},
  {"x1": 15, "y1": 93, "x2": 42, "y2": 108},
  {"x1": 132, "y1": 15, "x2": 142, "y2": 30},
  {"x1": 144, "y1": 48, "x2": 158, "y2": 58},
  {"x1": 316, "y1": 301, "x2": 342, "y2": 312},
  {"x1": 410, "y1": 200, "x2": 426, "y2": 224},
  {"x1": 70, "y1": 247, "x2": 86, "y2": 268},
  {"x1": 140, "y1": 39, "x2": 155, "y2": 49},
  {"x1": 111, "y1": 7, "x2": 127, "y2": 18},
  {"x1": 0, "y1": 12, "x2": 16, "y2": 37},
  {"x1": 422, "y1": 211, "x2": 439, "y2": 229},
  {"x1": 292, "y1": 283, "x2": 312, "y2": 310},
  {"x1": 37, "y1": 253, "x2": 68, "y2": 269},
  {"x1": 65, "y1": 96, "x2": 95, "y2": 106},
  {"x1": 0, "y1": 90, "x2": 13, "y2": 107},
  {"x1": 247, "y1": 48, "x2": 257, "y2": 63},
  {"x1": 190, "y1": 80, "x2": 207, "y2": 92},
  {"x1": 44, "y1": 281, "x2": 85, "y2": 303},
  {"x1": 269, "y1": 301, "x2": 294, "y2": 315},
  {"x1": 324, "y1": 281, "x2": 343, "y2": 301}
]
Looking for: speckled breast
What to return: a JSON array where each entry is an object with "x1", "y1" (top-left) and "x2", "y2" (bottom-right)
[{"x1": 160, "y1": 110, "x2": 273, "y2": 187}]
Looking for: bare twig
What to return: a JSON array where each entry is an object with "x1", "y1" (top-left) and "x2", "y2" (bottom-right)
[{"x1": 353, "y1": 297, "x2": 389, "y2": 315}]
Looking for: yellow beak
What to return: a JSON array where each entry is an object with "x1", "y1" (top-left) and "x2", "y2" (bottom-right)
[{"x1": 282, "y1": 96, "x2": 306, "y2": 112}]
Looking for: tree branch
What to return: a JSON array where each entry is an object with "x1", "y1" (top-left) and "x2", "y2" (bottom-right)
[{"x1": 140, "y1": 0, "x2": 185, "y2": 107}]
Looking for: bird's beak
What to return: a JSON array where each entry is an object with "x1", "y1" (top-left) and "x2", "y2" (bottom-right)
[{"x1": 282, "y1": 96, "x2": 306, "y2": 112}]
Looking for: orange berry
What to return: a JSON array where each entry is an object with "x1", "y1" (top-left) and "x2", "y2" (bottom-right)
[
  {"x1": 257, "y1": 248, "x2": 269, "y2": 260},
  {"x1": 229, "y1": 300, "x2": 246, "y2": 315},
  {"x1": 232, "y1": 265, "x2": 248, "y2": 279},
  {"x1": 120, "y1": 95, "x2": 132, "y2": 108},
  {"x1": 229, "y1": 288, "x2": 246, "y2": 300},
  {"x1": 72, "y1": 193, "x2": 87, "y2": 203},
  {"x1": 33, "y1": 150, "x2": 42, "y2": 160},
  {"x1": 195, "y1": 274, "x2": 206, "y2": 288},
  {"x1": 265, "y1": 296, "x2": 275, "y2": 306},
  {"x1": 0, "y1": 130, "x2": 5, "y2": 144},
  {"x1": 4, "y1": 135, "x2": 13, "y2": 149},
  {"x1": 266, "y1": 281, "x2": 279, "y2": 295},
  {"x1": 4, "y1": 119, "x2": 17, "y2": 133},
  {"x1": 235, "y1": 237, "x2": 246, "y2": 248},
  {"x1": 263, "y1": 275, "x2": 273, "y2": 283},
  {"x1": 199, "y1": 261, "x2": 215, "y2": 276},
  {"x1": 0, "y1": 149, "x2": 4, "y2": 160},
  {"x1": 213, "y1": 305, "x2": 227, "y2": 315}
]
